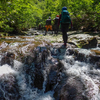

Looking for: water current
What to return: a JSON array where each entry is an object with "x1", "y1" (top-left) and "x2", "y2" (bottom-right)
[{"x1": 0, "y1": 31, "x2": 100, "y2": 100}]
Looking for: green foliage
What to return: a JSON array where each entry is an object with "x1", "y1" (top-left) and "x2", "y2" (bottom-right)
[{"x1": 0, "y1": 0, "x2": 100, "y2": 34}]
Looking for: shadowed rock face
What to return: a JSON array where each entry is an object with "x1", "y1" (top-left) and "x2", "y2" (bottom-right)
[
  {"x1": 60, "y1": 77, "x2": 87, "y2": 100},
  {"x1": 24, "y1": 46, "x2": 64, "y2": 90},
  {"x1": 34, "y1": 69, "x2": 44, "y2": 90},
  {"x1": 82, "y1": 37, "x2": 97, "y2": 49},
  {"x1": 1, "y1": 52, "x2": 15, "y2": 67},
  {"x1": 53, "y1": 76, "x2": 88, "y2": 100},
  {"x1": 45, "y1": 61, "x2": 65, "y2": 92}
]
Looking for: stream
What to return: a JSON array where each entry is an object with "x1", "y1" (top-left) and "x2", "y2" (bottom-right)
[{"x1": 0, "y1": 29, "x2": 100, "y2": 100}]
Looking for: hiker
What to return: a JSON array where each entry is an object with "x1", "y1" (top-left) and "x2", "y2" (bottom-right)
[
  {"x1": 58, "y1": 7, "x2": 73, "y2": 47},
  {"x1": 38, "y1": 24, "x2": 42, "y2": 30},
  {"x1": 45, "y1": 17, "x2": 52, "y2": 35},
  {"x1": 53, "y1": 15, "x2": 59, "y2": 35}
]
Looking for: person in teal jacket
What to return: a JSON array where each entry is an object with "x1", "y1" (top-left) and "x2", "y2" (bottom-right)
[{"x1": 58, "y1": 7, "x2": 73, "y2": 47}]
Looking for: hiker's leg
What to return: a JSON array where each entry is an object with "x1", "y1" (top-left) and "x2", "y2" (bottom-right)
[
  {"x1": 45, "y1": 25, "x2": 47, "y2": 35},
  {"x1": 65, "y1": 24, "x2": 69, "y2": 43},
  {"x1": 55, "y1": 26, "x2": 57, "y2": 35},
  {"x1": 50, "y1": 25, "x2": 53, "y2": 34},
  {"x1": 63, "y1": 31, "x2": 67, "y2": 44},
  {"x1": 54, "y1": 25, "x2": 56, "y2": 34},
  {"x1": 61, "y1": 24, "x2": 67, "y2": 45},
  {"x1": 62, "y1": 24, "x2": 69, "y2": 44},
  {"x1": 45, "y1": 25, "x2": 49, "y2": 35},
  {"x1": 56, "y1": 26, "x2": 59, "y2": 35}
]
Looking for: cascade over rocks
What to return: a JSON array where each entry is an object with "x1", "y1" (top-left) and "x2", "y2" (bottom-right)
[
  {"x1": 45, "y1": 60, "x2": 65, "y2": 92},
  {"x1": 0, "y1": 30, "x2": 100, "y2": 100},
  {"x1": 31, "y1": 46, "x2": 65, "y2": 90},
  {"x1": 22, "y1": 41, "x2": 100, "y2": 100},
  {"x1": 67, "y1": 48, "x2": 100, "y2": 66},
  {"x1": 23, "y1": 45, "x2": 64, "y2": 90}
]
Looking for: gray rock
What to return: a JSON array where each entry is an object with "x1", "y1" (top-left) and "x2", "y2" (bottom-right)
[{"x1": 68, "y1": 34, "x2": 97, "y2": 49}]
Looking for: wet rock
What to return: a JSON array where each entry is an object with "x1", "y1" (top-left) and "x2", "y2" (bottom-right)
[
  {"x1": 34, "y1": 69, "x2": 44, "y2": 90},
  {"x1": 1, "y1": 52, "x2": 15, "y2": 67},
  {"x1": 23, "y1": 46, "x2": 51, "y2": 90},
  {"x1": 45, "y1": 60, "x2": 64, "y2": 92},
  {"x1": 31, "y1": 47, "x2": 51, "y2": 89},
  {"x1": 41, "y1": 49, "x2": 50, "y2": 63},
  {"x1": 68, "y1": 34, "x2": 97, "y2": 49},
  {"x1": 67, "y1": 48, "x2": 100, "y2": 64},
  {"x1": 96, "y1": 62, "x2": 100, "y2": 68},
  {"x1": 89, "y1": 55, "x2": 100, "y2": 64},
  {"x1": 67, "y1": 48, "x2": 87, "y2": 62},
  {"x1": 45, "y1": 69, "x2": 58, "y2": 92},
  {"x1": 82, "y1": 37, "x2": 97, "y2": 49},
  {"x1": 98, "y1": 44, "x2": 100, "y2": 47},
  {"x1": 27, "y1": 28, "x2": 41, "y2": 35},
  {"x1": 54, "y1": 76, "x2": 88, "y2": 100},
  {"x1": 60, "y1": 77, "x2": 87, "y2": 100},
  {"x1": 0, "y1": 74, "x2": 20, "y2": 100},
  {"x1": 24, "y1": 55, "x2": 34, "y2": 65},
  {"x1": 91, "y1": 50, "x2": 100, "y2": 55}
]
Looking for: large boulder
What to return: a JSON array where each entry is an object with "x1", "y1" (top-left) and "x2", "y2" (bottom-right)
[
  {"x1": 54, "y1": 76, "x2": 88, "y2": 100},
  {"x1": 68, "y1": 34, "x2": 98, "y2": 49},
  {"x1": 59, "y1": 77, "x2": 88, "y2": 100}
]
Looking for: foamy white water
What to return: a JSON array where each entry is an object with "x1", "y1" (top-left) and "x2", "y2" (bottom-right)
[
  {"x1": 0, "y1": 64, "x2": 16, "y2": 76},
  {"x1": 60, "y1": 48, "x2": 100, "y2": 100},
  {"x1": 0, "y1": 60, "x2": 54, "y2": 100},
  {"x1": 0, "y1": 34, "x2": 100, "y2": 100},
  {"x1": 35, "y1": 91, "x2": 55, "y2": 100}
]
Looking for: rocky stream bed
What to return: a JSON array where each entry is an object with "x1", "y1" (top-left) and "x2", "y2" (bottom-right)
[{"x1": 0, "y1": 29, "x2": 100, "y2": 100}]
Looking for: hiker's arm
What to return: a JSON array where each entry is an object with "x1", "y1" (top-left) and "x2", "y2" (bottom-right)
[
  {"x1": 58, "y1": 14, "x2": 61, "y2": 27},
  {"x1": 71, "y1": 21, "x2": 73, "y2": 29}
]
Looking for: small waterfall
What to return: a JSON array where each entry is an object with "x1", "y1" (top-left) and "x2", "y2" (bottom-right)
[
  {"x1": 61, "y1": 48, "x2": 100, "y2": 100},
  {"x1": 0, "y1": 34, "x2": 100, "y2": 100},
  {"x1": 42, "y1": 69, "x2": 48, "y2": 93}
]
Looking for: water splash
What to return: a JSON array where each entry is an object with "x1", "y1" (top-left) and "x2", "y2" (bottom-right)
[
  {"x1": 62, "y1": 49, "x2": 100, "y2": 100},
  {"x1": 0, "y1": 64, "x2": 16, "y2": 76}
]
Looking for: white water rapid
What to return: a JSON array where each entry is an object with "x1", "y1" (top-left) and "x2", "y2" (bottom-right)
[
  {"x1": 0, "y1": 34, "x2": 100, "y2": 100},
  {"x1": 60, "y1": 47, "x2": 100, "y2": 100}
]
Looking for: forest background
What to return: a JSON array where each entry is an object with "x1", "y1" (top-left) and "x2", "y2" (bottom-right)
[{"x1": 0, "y1": 0, "x2": 100, "y2": 34}]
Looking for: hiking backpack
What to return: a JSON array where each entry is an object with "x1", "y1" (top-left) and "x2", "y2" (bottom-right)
[
  {"x1": 46, "y1": 19, "x2": 51, "y2": 25},
  {"x1": 61, "y1": 10, "x2": 71, "y2": 24},
  {"x1": 54, "y1": 17, "x2": 59, "y2": 25}
]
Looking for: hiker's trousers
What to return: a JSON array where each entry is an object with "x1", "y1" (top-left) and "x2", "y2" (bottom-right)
[
  {"x1": 45, "y1": 25, "x2": 52, "y2": 31},
  {"x1": 61, "y1": 23, "x2": 70, "y2": 44}
]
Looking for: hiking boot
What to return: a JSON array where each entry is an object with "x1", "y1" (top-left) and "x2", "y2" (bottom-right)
[
  {"x1": 44, "y1": 32, "x2": 47, "y2": 35},
  {"x1": 64, "y1": 43, "x2": 66, "y2": 46}
]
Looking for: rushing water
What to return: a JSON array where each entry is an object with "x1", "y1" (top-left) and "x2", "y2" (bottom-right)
[
  {"x1": 59, "y1": 47, "x2": 100, "y2": 100},
  {"x1": 0, "y1": 33, "x2": 100, "y2": 100}
]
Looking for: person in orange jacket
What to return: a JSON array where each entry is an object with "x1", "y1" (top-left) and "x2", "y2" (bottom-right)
[{"x1": 45, "y1": 17, "x2": 52, "y2": 35}]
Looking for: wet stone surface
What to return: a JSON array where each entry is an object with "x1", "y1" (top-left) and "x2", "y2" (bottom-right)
[{"x1": 0, "y1": 30, "x2": 100, "y2": 100}]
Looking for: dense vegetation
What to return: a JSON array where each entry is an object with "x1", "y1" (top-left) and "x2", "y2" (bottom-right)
[{"x1": 0, "y1": 0, "x2": 100, "y2": 34}]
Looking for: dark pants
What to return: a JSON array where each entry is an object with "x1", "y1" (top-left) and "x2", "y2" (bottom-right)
[
  {"x1": 53, "y1": 24, "x2": 59, "y2": 35},
  {"x1": 61, "y1": 23, "x2": 69, "y2": 44}
]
